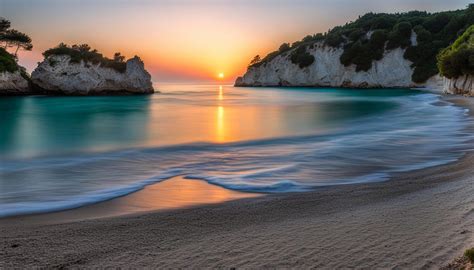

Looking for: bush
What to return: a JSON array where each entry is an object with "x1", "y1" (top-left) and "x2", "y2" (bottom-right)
[
  {"x1": 465, "y1": 248, "x2": 474, "y2": 263},
  {"x1": 43, "y1": 43, "x2": 127, "y2": 73},
  {"x1": 437, "y1": 25, "x2": 474, "y2": 79},
  {"x1": 386, "y1": 22, "x2": 413, "y2": 50},
  {"x1": 0, "y1": 47, "x2": 18, "y2": 73},
  {"x1": 278, "y1": 43, "x2": 291, "y2": 53},
  {"x1": 324, "y1": 33, "x2": 344, "y2": 47},
  {"x1": 340, "y1": 30, "x2": 387, "y2": 72},
  {"x1": 413, "y1": 25, "x2": 432, "y2": 43},
  {"x1": 290, "y1": 46, "x2": 315, "y2": 68}
]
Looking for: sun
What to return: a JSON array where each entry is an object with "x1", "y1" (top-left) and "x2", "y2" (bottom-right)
[{"x1": 218, "y1": 72, "x2": 224, "y2": 79}]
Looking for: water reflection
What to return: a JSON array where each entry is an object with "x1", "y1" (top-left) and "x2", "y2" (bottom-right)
[
  {"x1": 0, "y1": 96, "x2": 153, "y2": 158},
  {"x1": 1, "y1": 86, "x2": 471, "y2": 217},
  {"x1": 218, "y1": 85, "x2": 223, "y2": 101},
  {"x1": 0, "y1": 85, "x2": 406, "y2": 159},
  {"x1": 216, "y1": 85, "x2": 226, "y2": 142},
  {"x1": 216, "y1": 106, "x2": 225, "y2": 142}
]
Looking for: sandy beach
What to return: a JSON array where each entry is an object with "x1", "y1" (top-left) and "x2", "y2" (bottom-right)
[{"x1": 1, "y1": 97, "x2": 474, "y2": 269}]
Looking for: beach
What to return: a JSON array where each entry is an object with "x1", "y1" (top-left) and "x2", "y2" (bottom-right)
[
  {"x1": 1, "y1": 97, "x2": 473, "y2": 269},
  {"x1": 1, "y1": 1, "x2": 474, "y2": 268}
]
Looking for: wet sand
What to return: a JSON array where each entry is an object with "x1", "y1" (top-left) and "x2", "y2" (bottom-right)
[
  {"x1": 0, "y1": 176, "x2": 260, "y2": 226},
  {"x1": 1, "y1": 96, "x2": 473, "y2": 268}
]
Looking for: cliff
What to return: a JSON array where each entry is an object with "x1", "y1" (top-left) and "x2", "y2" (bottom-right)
[
  {"x1": 0, "y1": 71, "x2": 30, "y2": 95},
  {"x1": 236, "y1": 6, "x2": 473, "y2": 90},
  {"x1": 444, "y1": 75, "x2": 474, "y2": 96},
  {"x1": 235, "y1": 43, "x2": 433, "y2": 88},
  {"x1": 31, "y1": 55, "x2": 154, "y2": 95},
  {"x1": 438, "y1": 25, "x2": 474, "y2": 96}
]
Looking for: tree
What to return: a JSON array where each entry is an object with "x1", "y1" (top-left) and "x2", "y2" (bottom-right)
[
  {"x1": 437, "y1": 25, "x2": 474, "y2": 79},
  {"x1": 0, "y1": 18, "x2": 11, "y2": 49},
  {"x1": 0, "y1": 18, "x2": 10, "y2": 34},
  {"x1": 2, "y1": 29, "x2": 32, "y2": 57},
  {"x1": 72, "y1": 44, "x2": 91, "y2": 53},
  {"x1": 249, "y1": 55, "x2": 261, "y2": 66},
  {"x1": 278, "y1": 43, "x2": 291, "y2": 53},
  {"x1": 113, "y1": 52, "x2": 125, "y2": 62}
]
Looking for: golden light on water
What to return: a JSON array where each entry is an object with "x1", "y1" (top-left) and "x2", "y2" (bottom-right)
[
  {"x1": 216, "y1": 105, "x2": 225, "y2": 142},
  {"x1": 218, "y1": 85, "x2": 224, "y2": 100}
]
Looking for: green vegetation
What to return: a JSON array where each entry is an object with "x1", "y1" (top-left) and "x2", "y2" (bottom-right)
[
  {"x1": 0, "y1": 17, "x2": 32, "y2": 73},
  {"x1": 465, "y1": 248, "x2": 474, "y2": 263},
  {"x1": 248, "y1": 5, "x2": 474, "y2": 82},
  {"x1": 43, "y1": 43, "x2": 127, "y2": 73},
  {"x1": 0, "y1": 47, "x2": 18, "y2": 73},
  {"x1": 290, "y1": 45, "x2": 315, "y2": 68},
  {"x1": 437, "y1": 25, "x2": 474, "y2": 79}
]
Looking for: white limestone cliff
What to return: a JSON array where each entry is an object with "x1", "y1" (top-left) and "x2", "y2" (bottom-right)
[
  {"x1": 31, "y1": 55, "x2": 154, "y2": 95},
  {"x1": 235, "y1": 40, "x2": 441, "y2": 89},
  {"x1": 0, "y1": 71, "x2": 30, "y2": 95},
  {"x1": 443, "y1": 75, "x2": 474, "y2": 96}
]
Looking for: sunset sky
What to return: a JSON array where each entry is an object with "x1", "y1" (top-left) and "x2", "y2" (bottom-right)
[{"x1": 1, "y1": 0, "x2": 472, "y2": 83}]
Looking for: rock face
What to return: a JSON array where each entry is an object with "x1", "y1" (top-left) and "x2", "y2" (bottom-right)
[
  {"x1": 0, "y1": 71, "x2": 30, "y2": 95},
  {"x1": 31, "y1": 55, "x2": 154, "y2": 95},
  {"x1": 235, "y1": 42, "x2": 438, "y2": 88},
  {"x1": 443, "y1": 75, "x2": 474, "y2": 96}
]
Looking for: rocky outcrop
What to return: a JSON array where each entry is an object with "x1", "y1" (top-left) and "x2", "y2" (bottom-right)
[
  {"x1": 0, "y1": 71, "x2": 30, "y2": 95},
  {"x1": 443, "y1": 75, "x2": 474, "y2": 96},
  {"x1": 235, "y1": 42, "x2": 439, "y2": 89},
  {"x1": 31, "y1": 55, "x2": 154, "y2": 95}
]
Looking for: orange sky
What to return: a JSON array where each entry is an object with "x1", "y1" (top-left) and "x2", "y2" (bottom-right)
[{"x1": 2, "y1": 0, "x2": 471, "y2": 83}]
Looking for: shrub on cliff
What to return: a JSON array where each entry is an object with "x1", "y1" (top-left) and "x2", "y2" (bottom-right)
[
  {"x1": 290, "y1": 46, "x2": 315, "y2": 68},
  {"x1": 437, "y1": 25, "x2": 474, "y2": 79},
  {"x1": 340, "y1": 30, "x2": 387, "y2": 72},
  {"x1": 43, "y1": 43, "x2": 127, "y2": 73},
  {"x1": 0, "y1": 47, "x2": 18, "y2": 73}
]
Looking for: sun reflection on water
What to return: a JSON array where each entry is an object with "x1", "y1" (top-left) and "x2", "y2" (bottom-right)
[
  {"x1": 218, "y1": 85, "x2": 224, "y2": 100},
  {"x1": 216, "y1": 85, "x2": 226, "y2": 142},
  {"x1": 216, "y1": 106, "x2": 225, "y2": 142}
]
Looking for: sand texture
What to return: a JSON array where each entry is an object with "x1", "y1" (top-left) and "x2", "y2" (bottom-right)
[{"x1": 1, "y1": 152, "x2": 474, "y2": 268}]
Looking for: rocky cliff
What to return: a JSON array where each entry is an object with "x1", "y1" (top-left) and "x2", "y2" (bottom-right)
[
  {"x1": 235, "y1": 42, "x2": 438, "y2": 88},
  {"x1": 31, "y1": 55, "x2": 154, "y2": 95},
  {"x1": 0, "y1": 71, "x2": 30, "y2": 95},
  {"x1": 443, "y1": 75, "x2": 474, "y2": 96}
]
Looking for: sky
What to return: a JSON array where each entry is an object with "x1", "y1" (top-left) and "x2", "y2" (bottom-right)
[{"x1": 1, "y1": 0, "x2": 472, "y2": 83}]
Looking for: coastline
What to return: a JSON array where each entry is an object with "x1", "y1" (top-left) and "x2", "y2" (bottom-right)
[{"x1": 1, "y1": 93, "x2": 473, "y2": 268}]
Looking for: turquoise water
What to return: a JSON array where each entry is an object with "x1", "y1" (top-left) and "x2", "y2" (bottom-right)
[{"x1": 0, "y1": 84, "x2": 472, "y2": 217}]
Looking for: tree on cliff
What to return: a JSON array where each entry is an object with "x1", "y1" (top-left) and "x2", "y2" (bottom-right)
[
  {"x1": 249, "y1": 55, "x2": 261, "y2": 67},
  {"x1": 2, "y1": 30, "x2": 33, "y2": 57},
  {"x1": 0, "y1": 18, "x2": 10, "y2": 35},
  {"x1": 43, "y1": 43, "x2": 127, "y2": 73},
  {"x1": 437, "y1": 25, "x2": 474, "y2": 79},
  {"x1": 0, "y1": 18, "x2": 33, "y2": 57},
  {"x1": 113, "y1": 52, "x2": 125, "y2": 63},
  {"x1": 0, "y1": 17, "x2": 31, "y2": 76}
]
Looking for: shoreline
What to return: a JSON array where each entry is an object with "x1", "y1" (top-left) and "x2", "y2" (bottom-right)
[
  {"x1": 1, "y1": 93, "x2": 473, "y2": 268},
  {"x1": 0, "y1": 176, "x2": 261, "y2": 226},
  {"x1": 2, "y1": 151, "x2": 473, "y2": 268}
]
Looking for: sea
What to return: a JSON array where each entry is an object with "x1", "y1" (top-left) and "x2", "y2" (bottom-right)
[{"x1": 0, "y1": 84, "x2": 472, "y2": 217}]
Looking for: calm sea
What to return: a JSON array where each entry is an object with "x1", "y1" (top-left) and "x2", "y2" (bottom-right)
[{"x1": 0, "y1": 84, "x2": 471, "y2": 217}]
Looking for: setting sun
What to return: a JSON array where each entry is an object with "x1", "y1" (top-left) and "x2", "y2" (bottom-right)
[{"x1": 218, "y1": 72, "x2": 224, "y2": 79}]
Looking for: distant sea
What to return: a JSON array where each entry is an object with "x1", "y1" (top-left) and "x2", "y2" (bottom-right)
[{"x1": 0, "y1": 84, "x2": 472, "y2": 217}]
